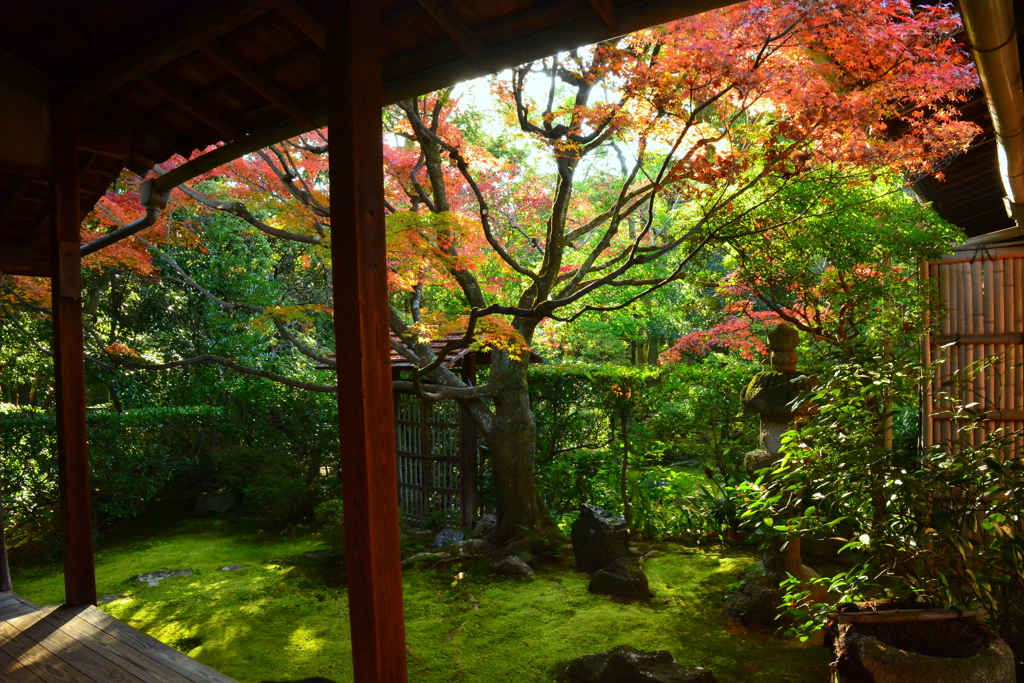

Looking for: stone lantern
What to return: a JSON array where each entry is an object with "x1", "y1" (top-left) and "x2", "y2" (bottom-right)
[
  {"x1": 724, "y1": 323, "x2": 825, "y2": 628},
  {"x1": 740, "y1": 323, "x2": 811, "y2": 474}
]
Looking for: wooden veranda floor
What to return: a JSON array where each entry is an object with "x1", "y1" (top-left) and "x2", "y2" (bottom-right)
[{"x1": 0, "y1": 591, "x2": 237, "y2": 683}]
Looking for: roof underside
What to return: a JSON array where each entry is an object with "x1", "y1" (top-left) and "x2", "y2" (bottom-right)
[
  {"x1": 0, "y1": 0, "x2": 1016, "y2": 278},
  {"x1": 0, "y1": 0, "x2": 736, "y2": 277},
  {"x1": 911, "y1": 0, "x2": 1024, "y2": 239}
]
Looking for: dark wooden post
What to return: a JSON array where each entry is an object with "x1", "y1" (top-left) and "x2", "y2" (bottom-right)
[
  {"x1": 459, "y1": 356, "x2": 478, "y2": 528},
  {"x1": 0, "y1": 491, "x2": 12, "y2": 592},
  {"x1": 50, "y1": 101, "x2": 97, "y2": 607},
  {"x1": 326, "y1": 3, "x2": 409, "y2": 682}
]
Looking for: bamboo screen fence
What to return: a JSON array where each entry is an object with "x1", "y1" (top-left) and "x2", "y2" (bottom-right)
[
  {"x1": 922, "y1": 243, "x2": 1024, "y2": 454},
  {"x1": 393, "y1": 388, "x2": 479, "y2": 528}
]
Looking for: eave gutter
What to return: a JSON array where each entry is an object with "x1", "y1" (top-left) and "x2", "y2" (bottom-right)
[{"x1": 960, "y1": 0, "x2": 1024, "y2": 245}]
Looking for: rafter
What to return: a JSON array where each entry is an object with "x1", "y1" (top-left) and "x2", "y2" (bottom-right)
[
  {"x1": 202, "y1": 43, "x2": 312, "y2": 127},
  {"x1": 66, "y1": 0, "x2": 283, "y2": 104},
  {"x1": 0, "y1": 245, "x2": 47, "y2": 276},
  {"x1": 416, "y1": 0, "x2": 490, "y2": 69},
  {"x1": 586, "y1": 0, "x2": 621, "y2": 31},
  {"x1": 141, "y1": 76, "x2": 244, "y2": 142},
  {"x1": 276, "y1": 0, "x2": 326, "y2": 50},
  {"x1": 0, "y1": 178, "x2": 28, "y2": 229}
]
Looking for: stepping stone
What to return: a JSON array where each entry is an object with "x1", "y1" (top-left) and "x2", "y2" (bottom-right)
[
  {"x1": 134, "y1": 569, "x2": 193, "y2": 587},
  {"x1": 220, "y1": 564, "x2": 245, "y2": 571},
  {"x1": 304, "y1": 550, "x2": 331, "y2": 559},
  {"x1": 97, "y1": 594, "x2": 127, "y2": 603}
]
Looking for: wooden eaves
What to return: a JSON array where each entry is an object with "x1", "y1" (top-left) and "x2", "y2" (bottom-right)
[{"x1": 0, "y1": 2, "x2": 745, "y2": 683}]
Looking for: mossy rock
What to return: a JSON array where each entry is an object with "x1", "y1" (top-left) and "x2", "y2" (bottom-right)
[{"x1": 741, "y1": 370, "x2": 803, "y2": 418}]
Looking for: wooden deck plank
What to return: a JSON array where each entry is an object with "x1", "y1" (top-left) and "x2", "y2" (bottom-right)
[
  {"x1": 4, "y1": 606, "x2": 146, "y2": 683},
  {"x1": 72, "y1": 606, "x2": 237, "y2": 683},
  {"x1": 38, "y1": 607, "x2": 194, "y2": 683},
  {"x1": 0, "y1": 620, "x2": 97, "y2": 683},
  {"x1": 0, "y1": 604, "x2": 42, "y2": 622},
  {"x1": 0, "y1": 593, "x2": 237, "y2": 683},
  {"x1": 0, "y1": 645, "x2": 48, "y2": 683}
]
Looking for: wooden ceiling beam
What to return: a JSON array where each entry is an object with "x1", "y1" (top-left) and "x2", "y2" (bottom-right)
[
  {"x1": 78, "y1": 130, "x2": 134, "y2": 160},
  {"x1": 0, "y1": 245, "x2": 48, "y2": 276},
  {"x1": 417, "y1": 0, "x2": 491, "y2": 69},
  {"x1": 66, "y1": 0, "x2": 283, "y2": 105},
  {"x1": 201, "y1": 43, "x2": 313, "y2": 127},
  {"x1": 141, "y1": 76, "x2": 244, "y2": 142},
  {"x1": 95, "y1": 103, "x2": 191, "y2": 159},
  {"x1": 586, "y1": 0, "x2": 621, "y2": 31},
  {"x1": 0, "y1": 178, "x2": 28, "y2": 228},
  {"x1": 276, "y1": 1, "x2": 326, "y2": 50}
]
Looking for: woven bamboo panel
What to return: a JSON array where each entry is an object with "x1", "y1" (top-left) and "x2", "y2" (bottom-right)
[{"x1": 924, "y1": 244, "x2": 1024, "y2": 455}]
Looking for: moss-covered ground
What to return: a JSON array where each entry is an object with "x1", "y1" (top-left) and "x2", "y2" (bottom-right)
[{"x1": 10, "y1": 512, "x2": 830, "y2": 682}]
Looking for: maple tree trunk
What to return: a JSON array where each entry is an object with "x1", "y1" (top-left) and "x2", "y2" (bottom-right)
[{"x1": 484, "y1": 349, "x2": 552, "y2": 542}]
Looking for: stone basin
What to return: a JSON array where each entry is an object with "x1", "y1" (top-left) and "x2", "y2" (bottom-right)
[{"x1": 831, "y1": 617, "x2": 1014, "y2": 683}]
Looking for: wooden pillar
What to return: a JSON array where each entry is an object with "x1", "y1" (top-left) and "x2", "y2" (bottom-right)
[
  {"x1": 459, "y1": 356, "x2": 478, "y2": 528},
  {"x1": 50, "y1": 101, "x2": 97, "y2": 607},
  {"x1": 326, "y1": 3, "x2": 409, "y2": 682}
]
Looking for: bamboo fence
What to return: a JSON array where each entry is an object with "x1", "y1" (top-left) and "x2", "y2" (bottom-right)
[{"x1": 923, "y1": 243, "x2": 1024, "y2": 455}]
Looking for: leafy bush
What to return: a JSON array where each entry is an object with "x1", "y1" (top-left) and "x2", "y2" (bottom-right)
[
  {"x1": 748, "y1": 353, "x2": 1024, "y2": 657},
  {"x1": 529, "y1": 358, "x2": 760, "y2": 540},
  {"x1": 313, "y1": 499, "x2": 345, "y2": 555},
  {"x1": 202, "y1": 381, "x2": 340, "y2": 524},
  {"x1": 0, "y1": 406, "x2": 219, "y2": 555}
]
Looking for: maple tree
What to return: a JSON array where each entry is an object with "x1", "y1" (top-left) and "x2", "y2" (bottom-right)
[
  {"x1": 0, "y1": 0, "x2": 980, "y2": 542},
  {"x1": 660, "y1": 178, "x2": 964, "y2": 363},
  {"x1": 377, "y1": 0, "x2": 978, "y2": 539}
]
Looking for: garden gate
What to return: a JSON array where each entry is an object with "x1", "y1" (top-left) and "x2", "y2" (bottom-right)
[
  {"x1": 393, "y1": 385, "x2": 478, "y2": 529},
  {"x1": 922, "y1": 242, "x2": 1024, "y2": 454}
]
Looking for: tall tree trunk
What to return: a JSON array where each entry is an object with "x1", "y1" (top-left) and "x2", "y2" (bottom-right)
[{"x1": 485, "y1": 349, "x2": 552, "y2": 541}]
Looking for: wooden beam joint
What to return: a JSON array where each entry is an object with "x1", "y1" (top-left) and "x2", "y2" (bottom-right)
[
  {"x1": 586, "y1": 0, "x2": 621, "y2": 31},
  {"x1": 202, "y1": 43, "x2": 313, "y2": 127},
  {"x1": 416, "y1": 0, "x2": 491, "y2": 69}
]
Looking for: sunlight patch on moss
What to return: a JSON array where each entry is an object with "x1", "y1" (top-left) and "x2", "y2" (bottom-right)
[{"x1": 11, "y1": 520, "x2": 829, "y2": 682}]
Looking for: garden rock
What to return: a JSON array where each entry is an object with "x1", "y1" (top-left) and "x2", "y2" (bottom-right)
[
  {"x1": 97, "y1": 594, "x2": 126, "y2": 603},
  {"x1": 194, "y1": 491, "x2": 237, "y2": 513},
  {"x1": 494, "y1": 555, "x2": 534, "y2": 576},
  {"x1": 571, "y1": 504, "x2": 630, "y2": 571},
  {"x1": 722, "y1": 569, "x2": 781, "y2": 629},
  {"x1": 432, "y1": 528, "x2": 464, "y2": 548},
  {"x1": 220, "y1": 564, "x2": 245, "y2": 571},
  {"x1": 471, "y1": 514, "x2": 497, "y2": 538},
  {"x1": 589, "y1": 557, "x2": 652, "y2": 601},
  {"x1": 453, "y1": 538, "x2": 488, "y2": 552},
  {"x1": 565, "y1": 645, "x2": 716, "y2": 683},
  {"x1": 304, "y1": 550, "x2": 331, "y2": 559},
  {"x1": 135, "y1": 569, "x2": 192, "y2": 587},
  {"x1": 743, "y1": 448, "x2": 776, "y2": 475}
]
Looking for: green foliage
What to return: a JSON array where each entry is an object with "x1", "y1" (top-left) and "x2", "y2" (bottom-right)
[
  {"x1": 0, "y1": 382, "x2": 341, "y2": 558},
  {"x1": 200, "y1": 380, "x2": 340, "y2": 524},
  {"x1": 748, "y1": 352, "x2": 1024, "y2": 654},
  {"x1": 529, "y1": 358, "x2": 761, "y2": 541},
  {"x1": 313, "y1": 499, "x2": 345, "y2": 554},
  {"x1": 0, "y1": 406, "x2": 219, "y2": 555}
]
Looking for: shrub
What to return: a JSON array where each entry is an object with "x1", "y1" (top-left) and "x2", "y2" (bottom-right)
[
  {"x1": 0, "y1": 406, "x2": 219, "y2": 555},
  {"x1": 749, "y1": 352, "x2": 1024, "y2": 657}
]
